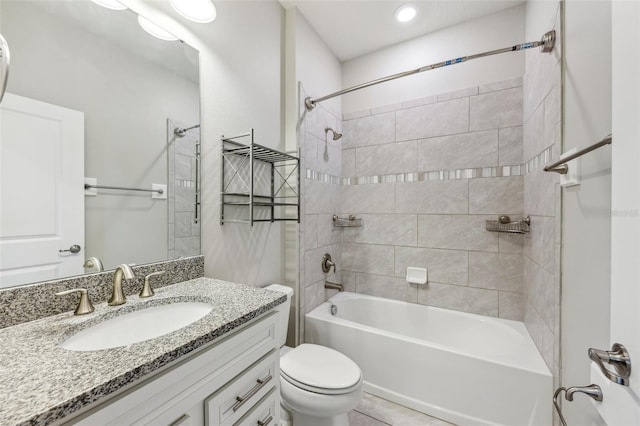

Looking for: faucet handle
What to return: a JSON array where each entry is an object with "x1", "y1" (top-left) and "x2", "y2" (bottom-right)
[
  {"x1": 140, "y1": 271, "x2": 165, "y2": 298},
  {"x1": 55, "y1": 288, "x2": 95, "y2": 315}
]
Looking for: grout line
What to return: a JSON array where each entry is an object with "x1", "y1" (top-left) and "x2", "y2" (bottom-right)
[{"x1": 351, "y1": 409, "x2": 393, "y2": 426}]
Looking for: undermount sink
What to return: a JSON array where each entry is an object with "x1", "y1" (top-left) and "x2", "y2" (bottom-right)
[{"x1": 60, "y1": 302, "x2": 214, "y2": 351}]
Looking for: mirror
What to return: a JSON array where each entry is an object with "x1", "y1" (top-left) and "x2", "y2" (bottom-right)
[{"x1": 0, "y1": 1, "x2": 201, "y2": 288}]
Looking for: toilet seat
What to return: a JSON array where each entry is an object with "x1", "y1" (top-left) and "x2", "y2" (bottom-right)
[{"x1": 280, "y1": 344, "x2": 362, "y2": 395}]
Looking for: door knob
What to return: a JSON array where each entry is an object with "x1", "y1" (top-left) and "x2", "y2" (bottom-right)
[{"x1": 59, "y1": 244, "x2": 81, "y2": 254}]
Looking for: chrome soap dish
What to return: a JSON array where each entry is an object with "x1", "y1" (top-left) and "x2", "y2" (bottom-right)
[
  {"x1": 333, "y1": 215, "x2": 363, "y2": 228},
  {"x1": 486, "y1": 215, "x2": 530, "y2": 234}
]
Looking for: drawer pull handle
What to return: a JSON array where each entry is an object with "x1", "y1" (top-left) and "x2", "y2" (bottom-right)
[
  {"x1": 257, "y1": 415, "x2": 273, "y2": 426},
  {"x1": 232, "y1": 374, "x2": 273, "y2": 412}
]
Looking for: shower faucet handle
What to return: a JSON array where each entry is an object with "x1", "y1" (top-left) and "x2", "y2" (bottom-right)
[{"x1": 322, "y1": 253, "x2": 336, "y2": 273}]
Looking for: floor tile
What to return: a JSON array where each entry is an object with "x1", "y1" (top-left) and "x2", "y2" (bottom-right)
[
  {"x1": 353, "y1": 393, "x2": 454, "y2": 426},
  {"x1": 348, "y1": 410, "x2": 391, "y2": 426}
]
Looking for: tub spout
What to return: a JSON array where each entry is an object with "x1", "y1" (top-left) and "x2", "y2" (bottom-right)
[{"x1": 325, "y1": 281, "x2": 344, "y2": 291}]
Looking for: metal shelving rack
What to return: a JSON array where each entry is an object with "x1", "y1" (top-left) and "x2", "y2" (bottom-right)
[{"x1": 221, "y1": 129, "x2": 300, "y2": 226}]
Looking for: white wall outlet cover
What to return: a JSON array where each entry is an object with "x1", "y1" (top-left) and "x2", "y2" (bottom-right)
[
  {"x1": 152, "y1": 183, "x2": 167, "y2": 200},
  {"x1": 560, "y1": 148, "x2": 581, "y2": 187},
  {"x1": 406, "y1": 267, "x2": 428, "y2": 285},
  {"x1": 84, "y1": 177, "x2": 97, "y2": 196}
]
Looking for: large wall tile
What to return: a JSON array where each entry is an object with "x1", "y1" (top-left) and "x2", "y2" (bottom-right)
[
  {"x1": 469, "y1": 252, "x2": 523, "y2": 292},
  {"x1": 499, "y1": 126, "x2": 523, "y2": 165},
  {"x1": 396, "y1": 98, "x2": 469, "y2": 141},
  {"x1": 356, "y1": 141, "x2": 418, "y2": 176},
  {"x1": 499, "y1": 291, "x2": 524, "y2": 321},
  {"x1": 395, "y1": 180, "x2": 468, "y2": 215},
  {"x1": 340, "y1": 183, "x2": 395, "y2": 214},
  {"x1": 470, "y1": 87, "x2": 523, "y2": 131},
  {"x1": 418, "y1": 282, "x2": 499, "y2": 317},
  {"x1": 342, "y1": 148, "x2": 356, "y2": 177},
  {"x1": 401, "y1": 95, "x2": 437, "y2": 109},
  {"x1": 342, "y1": 243, "x2": 395, "y2": 275},
  {"x1": 355, "y1": 273, "x2": 418, "y2": 303},
  {"x1": 317, "y1": 214, "x2": 342, "y2": 247},
  {"x1": 305, "y1": 179, "x2": 340, "y2": 215},
  {"x1": 418, "y1": 215, "x2": 499, "y2": 252},
  {"x1": 469, "y1": 176, "x2": 524, "y2": 215},
  {"x1": 342, "y1": 214, "x2": 417, "y2": 246},
  {"x1": 523, "y1": 103, "x2": 545, "y2": 162},
  {"x1": 342, "y1": 112, "x2": 395, "y2": 148},
  {"x1": 394, "y1": 246, "x2": 468, "y2": 285},
  {"x1": 417, "y1": 130, "x2": 498, "y2": 171},
  {"x1": 304, "y1": 244, "x2": 340, "y2": 286},
  {"x1": 499, "y1": 233, "x2": 524, "y2": 254},
  {"x1": 437, "y1": 86, "x2": 478, "y2": 102},
  {"x1": 478, "y1": 77, "x2": 522, "y2": 94},
  {"x1": 524, "y1": 170, "x2": 558, "y2": 217},
  {"x1": 316, "y1": 137, "x2": 342, "y2": 176}
]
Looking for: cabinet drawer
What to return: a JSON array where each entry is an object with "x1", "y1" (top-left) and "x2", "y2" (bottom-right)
[
  {"x1": 206, "y1": 350, "x2": 279, "y2": 426},
  {"x1": 234, "y1": 388, "x2": 279, "y2": 426}
]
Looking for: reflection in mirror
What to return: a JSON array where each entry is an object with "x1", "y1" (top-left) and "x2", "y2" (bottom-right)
[{"x1": 0, "y1": 1, "x2": 201, "y2": 288}]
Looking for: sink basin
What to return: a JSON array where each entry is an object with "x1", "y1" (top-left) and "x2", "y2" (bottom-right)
[{"x1": 61, "y1": 302, "x2": 213, "y2": 351}]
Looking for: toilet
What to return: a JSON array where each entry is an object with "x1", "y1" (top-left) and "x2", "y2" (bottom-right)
[{"x1": 265, "y1": 284, "x2": 363, "y2": 426}]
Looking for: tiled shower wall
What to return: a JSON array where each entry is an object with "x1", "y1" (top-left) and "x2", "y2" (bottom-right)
[
  {"x1": 298, "y1": 87, "x2": 342, "y2": 342},
  {"x1": 168, "y1": 119, "x2": 201, "y2": 259},
  {"x1": 522, "y1": 5, "x2": 562, "y2": 384},
  {"x1": 338, "y1": 79, "x2": 526, "y2": 320}
]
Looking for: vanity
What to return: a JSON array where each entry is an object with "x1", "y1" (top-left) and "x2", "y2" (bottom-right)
[{"x1": 0, "y1": 278, "x2": 286, "y2": 426}]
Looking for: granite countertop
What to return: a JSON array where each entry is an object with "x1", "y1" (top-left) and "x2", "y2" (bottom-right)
[{"x1": 0, "y1": 278, "x2": 287, "y2": 426}]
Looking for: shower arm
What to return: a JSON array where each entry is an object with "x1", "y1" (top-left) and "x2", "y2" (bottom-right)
[
  {"x1": 0, "y1": 33, "x2": 10, "y2": 104},
  {"x1": 305, "y1": 30, "x2": 556, "y2": 111}
]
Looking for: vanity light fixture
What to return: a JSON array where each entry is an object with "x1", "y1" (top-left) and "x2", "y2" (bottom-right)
[
  {"x1": 169, "y1": 0, "x2": 217, "y2": 23},
  {"x1": 137, "y1": 16, "x2": 179, "y2": 42},
  {"x1": 395, "y1": 4, "x2": 417, "y2": 23},
  {"x1": 90, "y1": 0, "x2": 127, "y2": 11}
]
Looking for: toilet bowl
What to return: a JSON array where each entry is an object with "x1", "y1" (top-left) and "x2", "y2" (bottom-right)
[{"x1": 265, "y1": 284, "x2": 363, "y2": 426}]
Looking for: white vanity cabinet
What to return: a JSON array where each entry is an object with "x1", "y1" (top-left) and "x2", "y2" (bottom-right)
[{"x1": 68, "y1": 312, "x2": 281, "y2": 426}]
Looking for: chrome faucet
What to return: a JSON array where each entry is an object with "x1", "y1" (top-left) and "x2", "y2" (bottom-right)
[{"x1": 108, "y1": 264, "x2": 135, "y2": 306}]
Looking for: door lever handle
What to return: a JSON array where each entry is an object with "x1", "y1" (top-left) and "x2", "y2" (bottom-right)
[
  {"x1": 59, "y1": 244, "x2": 81, "y2": 254},
  {"x1": 588, "y1": 343, "x2": 631, "y2": 386}
]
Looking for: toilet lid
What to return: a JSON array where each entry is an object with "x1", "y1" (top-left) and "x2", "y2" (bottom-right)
[{"x1": 280, "y1": 344, "x2": 362, "y2": 393}]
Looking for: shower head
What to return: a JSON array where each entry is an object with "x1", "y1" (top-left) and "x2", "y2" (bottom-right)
[
  {"x1": 174, "y1": 124, "x2": 200, "y2": 137},
  {"x1": 325, "y1": 127, "x2": 342, "y2": 141}
]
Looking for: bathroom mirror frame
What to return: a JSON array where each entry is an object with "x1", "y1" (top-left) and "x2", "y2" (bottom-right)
[{"x1": 0, "y1": 1, "x2": 201, "y2": 289}]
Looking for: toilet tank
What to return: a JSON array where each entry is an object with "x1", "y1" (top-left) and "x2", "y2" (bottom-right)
[{"x1": 264, "y1": 284, "x2": 292, "y2": 348}]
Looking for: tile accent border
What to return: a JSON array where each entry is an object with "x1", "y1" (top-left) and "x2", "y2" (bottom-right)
[
  {"x1": 0, "y1": 255, "x2": 204, "y2": 329},
  {"x1": 304, "y1": 144, "x2": 553, "y2": 187}
]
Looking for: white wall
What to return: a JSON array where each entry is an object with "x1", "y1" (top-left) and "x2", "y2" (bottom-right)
[
  {"x1": 560, "y1": 0, "x2": 611, "y2": 424},
  {"x1": 287, "y1": 7, "x2": 343, "y2": 343},
  {"x1": 2, "y1": 1, "x2": 199, "y2": 270},
  {"x1": 123, "y1": 0, "x2": 285, "y2": 286},
  {"x1": 341, "y1": 4, "x2": 525, "y2": 114}
]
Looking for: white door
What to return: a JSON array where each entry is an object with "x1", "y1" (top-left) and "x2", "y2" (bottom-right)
[
  {"x1": 0, "y1": 93, "x2": 84, "y2": 288},
  {"x1": 590, "y1": 1, "x2": 640, "y2": 423}
]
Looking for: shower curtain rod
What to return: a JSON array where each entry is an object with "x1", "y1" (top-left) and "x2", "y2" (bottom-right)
[{"x1": 304, "y1": 30, "x2": 556, "y2": 111}]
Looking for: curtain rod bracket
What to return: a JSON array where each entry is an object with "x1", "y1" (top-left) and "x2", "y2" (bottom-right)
[
  {"x1": 541, "y1": 30, "x2": 556, "y2": 53},
  {"x1": 304, "y1": 97, "x2": 316, "y2": 111}
]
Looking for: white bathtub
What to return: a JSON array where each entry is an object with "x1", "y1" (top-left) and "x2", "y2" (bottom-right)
[{"x1": 305, "y1": 292, "x2": 552, "y2": 426}]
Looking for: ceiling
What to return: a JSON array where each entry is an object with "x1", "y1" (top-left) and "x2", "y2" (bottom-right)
[{"x1": 281, "y1": 0, "x2": 525, "y2": 61}]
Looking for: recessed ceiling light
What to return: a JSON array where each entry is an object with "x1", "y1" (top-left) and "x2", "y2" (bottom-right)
[
  {"x1": 169, "y1": 0, "x2": 217, "y2": 24},
  {"x1": 90, "y1": 0, "x2": 127, "y2": 11},
  {"x1": 137, "y1": 16, "x2": 179, "y2": 42},
  {"x1": 395, "y1": 4, "x2": 417, "y2": 23}
]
